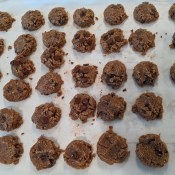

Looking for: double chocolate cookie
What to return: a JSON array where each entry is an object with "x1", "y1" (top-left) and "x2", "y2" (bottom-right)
[
  {"x1": 136, "y1": 134, "x2": 169, "y2": 167},
  {"x1": 97, "y1": 93, "x2": 126, "y2": 121},
  {"x1": 69, "y1": 93, "x2": 96, "y2": 123},
  {"x1": 169, "y1": 4, "x2": 175, "y2": 21},
  {"x1": 0, "y1": 39, "x2": 4, "y2": 56},
  {"x1": 170, "y1": 63, "x2": 175, "y2": 82},
  {"x1": 170, "y1": 33, "x2": 175, "y2": 48}
]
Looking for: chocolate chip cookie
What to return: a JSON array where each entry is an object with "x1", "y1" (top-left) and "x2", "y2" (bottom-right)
[
  {"x1": 3, "y1": 79, "x2": 32, "y2": 102},
  {"x1": 14, "y1": 34, "x2": 37, "y2": 57},
  {"x1": 30, "y1": 136, "x2": 62, "y2": 170},
  {"x1": 97, "y1": 126, "x2": 129, "y2": 164},
  {"x1": 133, "y1": 61, "x2": 159, "y2": 86},
  {"x1": 169, "y1": 4, "x2": 175, "y2": 21},
  {"x1": 0, "y1": 108, "x2": 23, "y2": 132},
  {"x1": 0, "y1": 12, "x2": 15, "y2": 31},
  {"x1": 41, "y1": 47, "x2": 65, "y2": 70},
  {"x1": 21, "y1": 10, "x2": 45, "y2": 31},
  {"x1": 64, "y1": 140, "x2": 94, "y2": 169},
  {"x1": 170, "y1": 63, "x2": 175, "y2": 82},
  {"x1": 72, "y1": 30, "x2": 96, "y2": 53},
  {"x1": 97, "y1": 93, "x2": 126, "y2": 121},
  {"x1": 36, "y1": 72, "x2": 63, "y2": 96},
  {"x1": 69, "y1": 93, "x2": 96, "y2": 123},
  {"x1": 73, "y1": 8, "x2": 95, "y2": 28},
  {"x1": 132, "y1": 92, "x2": 163, "y2": 121},
  {"x1": 134, "y1": 2, "x2": 159, "y2": 23},
  {"x1": 129, "y1": 29, "x2": 155, "y2": 55},
  {"x1": 0, "y1": 39, "x2": 4, "y2": 56},
  {"x1": 10, "y1": 56, "x2": 35, "y2": 79},
  {"x1": 136, "y1": 134, "x2": 169, "y2": 167},
  {"x1": 104, "y1": 4, "x2": 128, "y2": 25},
  {"x1": 42, "y1": 30, "x2": 66, "y2": 48},
  {"x1": 48, "y1": 7, "x2": 68, "y2": 26},
  {"x1": 170, "y1": 33, "x2": 175, "y2": 48},
  {"x1": 101, "y1": 60, "x2": 127, "y2": 89},
  {"x1": 32, "y1": 103, "x2": 61, "y2": 130},
  {"x1": 0, "y1": 135, "x2": 23, "y2": 164},
  {"x1": 100, "y1": 29, "x2": 128, "y2": 54},
  {"x1": 72, "y1": 64, "x2": 97, "y2": 88}
]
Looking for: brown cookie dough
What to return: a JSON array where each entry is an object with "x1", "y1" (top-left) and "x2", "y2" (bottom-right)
[
  {"x1": 97, "y1": 93, "x2": 126, "y2": 121},
  {"x1": 41, "y1": 47, "x2": 65, "y2": 70},
  {"x1": 133, "y1": 61, "x2": 159, "y2": 87},
  {"x1": 42, "y1": 30, "x2": 66, "y2": 48},
  {"x1": 97, "y1": 127, "x2": 129, "y2": 164},
  {"x1": 72, "y1": 30, "x2": 96, "y2": 53},
  {"x1": 136, "y1": 134, "x2": 169, "y2": 167},
  {"x1": 14, "y1": 34, "x2": 37, "y2": 57},
  {"x1": 104, "y1": 4, "x2": 128, "y2": 25},
  {"x1": 101, "y1": 60, "x2": 127, "y2": 89},
  {"x1": 48, "y1": 7, "x2": 68, "y2": 26},
  {"x1": 170, "y1": 33, "x2": 175, "y2": 48},
  {"x1": 69, "y1": 93, "x2": 96, "y2": 123},
  {"x1": 3, "y1": 79, "x2": 32, "y2": 102},
  {"x1": 100, "y1": 29, "x2": 128, "y2": 54},
  {"x1": 0, "y1": 39, "x2": 4, "y2": 56},
  {"x1": 170, "y1": 63, "x2": 175, "y2": 82},
  {"x1": 72, "y1": 64, "x2": 97, "y2": 88},
  {"x1": 132, "y1": 92, "x2": 163, "y2": 121},
  {"x1": 64, "y1": 140, "x2": 94, "y2": 169},
  {"x1": 10, "y1": 56, "x2": 35, "y2": 79},
  {"x1": 0, "y1": 12, "x2": 15, "y2": 31},
  {"x1": 169, "y1": 4, "x2": 175, "y2": 21},
  {"x1": 21, "y1": 10, "x2": 45, "y2": 31},
  {"x1": 32, "y1": 103, "x2": 61, "y2": 130},
  {"x1": 30, "y1": 136, "x2": 62, "y2": 170},
  {"x1": 129, "y1": 29, "x2": 155, "y2": 55},
  {"x1": 0, "y1": 108, "x2": 23, "y2": 132},
  {"x1": 73, "y1": 8, "x2": 95, "y2": 28},
  {"x1": 0, "y1": 135, "x2": 23, "y2": 164},
  {"x1": 134, "y1": 2, "x2": 159, "y2": 23},
  {"x1": 36, "y1": 72, "x2": 63, "y2": 96}
]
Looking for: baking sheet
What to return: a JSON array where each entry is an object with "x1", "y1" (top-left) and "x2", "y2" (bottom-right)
[{"x1": 0, "y1": 0, "x2": 175, "y2": 174}]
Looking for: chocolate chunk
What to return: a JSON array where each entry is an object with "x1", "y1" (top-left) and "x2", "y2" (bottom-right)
[{"x1": 136, "y1": 134, "x2": 169, "y2": 167}]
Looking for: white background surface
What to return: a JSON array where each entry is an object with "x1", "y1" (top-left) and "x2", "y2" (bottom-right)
[{"x1": 0, "y1": 0, "x2": 175, "y2": 174}]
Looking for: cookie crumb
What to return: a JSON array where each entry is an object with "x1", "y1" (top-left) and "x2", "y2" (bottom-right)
[
  {"x1": 160, "y1": 36, "x2": 162, "y2": 38},
  {"x1": 21, "y1": 132, "x2": 24, "y2": 135},
  {"x1": 92, "y1": 119, "x2": 95, "y2": 121},
  {"x1": 99, "y1": 62, "x2": 101, "y2": 64},
  {"x1": 71, "y1": 62, "x2": 74, "y2": 65},
  {"x1": 165, "y1": 33, "x2": 167, "y2": 35},
  {"x1": 6, "y1": 73, "x2": 9, "y2": 75},
  {"x1": 95, "y1": 17, "x2": 98, "y2": 20},
  {"x1": 65, "y1": 53, "x2": 68, "y2": 56},
  {"x1": 91, "y1": 123, "x2": 94, "y2": 125},
  {"x1": 123, "y1": 88, "x2": 127, "y2": 92},
  {"x1": 29, "y1": 78, "x2": 33, "y2": 80},
  {"x1": 155, "y1": 32, "x2": 158, "y2": 34},
  {"x1": 8, "y1": 45, "x2": 12, "y2": 50},
  {"x1": 61, "y1": 96, "x2": 64, "y2": 99}
]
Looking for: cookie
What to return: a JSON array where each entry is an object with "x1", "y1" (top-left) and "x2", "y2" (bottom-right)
[
  {"x1": 32, "y1": 103, "x2": 61, "y2": 130},
  {"x1": 72, "y1": 64, "x2": 98, "y2": 88},
  {"x1": 10, "y1": 56, "x2": 35, "y2": 79},
  {"x1": 129, "y1": 29, "x2": 155, "y2": 55},
  {"x1": 73, "y1": 8, "x2": 95, "y2": 28},
  {"x1": 3, "y1": 79, "x2": 32, "y2": 102},
  {"x1": 170, "y1": 63, "x2": 175, "y2": 82},
  {"x1": 69, "y1": 93, "x2": 96, "y2": 123},
  {"x1": 101, "y1": 60, "x2": 127, "y2": 89},
  {"x1": 132, "y1": 92, "x2": 163, "y2": 121},
  {"x1": 21, "y1": 10, "x2": 45, "y2": 31},
  {"x1": 0, "y1": 135, "x2": 23, "y2": 164},
  {"x1": 14, "y1": 34, "x2": 37, "y2": 57},
  {"x1": 100, "y1": 29, "x2": 128, "y2": 54},
  {"x1": 170, "y1": 33, "x2": 175, "y2": 48},
  {"x1": 97, "y1": 126, "x2": 129, "y2": 164},
  {"x1": 136, "y1": 134, "x2": 169, "y2": 167},
  {"x1": 48, "y1": 7, "x2": 68, "y2": 26},
  {"x1": 41, "y1": 47, "x2": 65, "y2": 70},
  {"x1": 97, "y1": 93, "x2": 126, "y2": 121},
  {"x1": 169, "y1": 4, "x2": 175, "y2": 21},
  {"x1": 72, "y1": 30, "x2": 96, "y2": 53},
  {"x1": 0, "y1": 12, "x2": 15, "y2": 31},
  {"x1": 0, "y1": 108, "x2": 23, "y2": 132},
  {"x1": 133, "y1": 2, "x2": 159, "y2": 23},
  {"x1": 0, "y1": 39, "x2": 4, "y2": 56},
  {"x1": 104, "y1": 4, "x2": 128, "y2": 25},
  {"x1": 36, "y1": 72, "x2": 63, "y2": 96},
  {"x1": 0, "y1": 72, "x2": 2, "y2": 80},
  {"x1": 42, "y1": 30, "x2": 66, "y2": 48},
  {"x1": 133, "y1": 61, "x2": 159, "y2": 87},
  {"x1": 30, "y1": 136, "x2": 62, "y2": 170},
  {"x1": 64, "y1": 140, "x2": 94, "y2": 169}
]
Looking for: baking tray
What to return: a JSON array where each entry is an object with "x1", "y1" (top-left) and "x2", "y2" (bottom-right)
[{"x1": 0, "y1": 0, "x2": 175, "y2": 174}]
